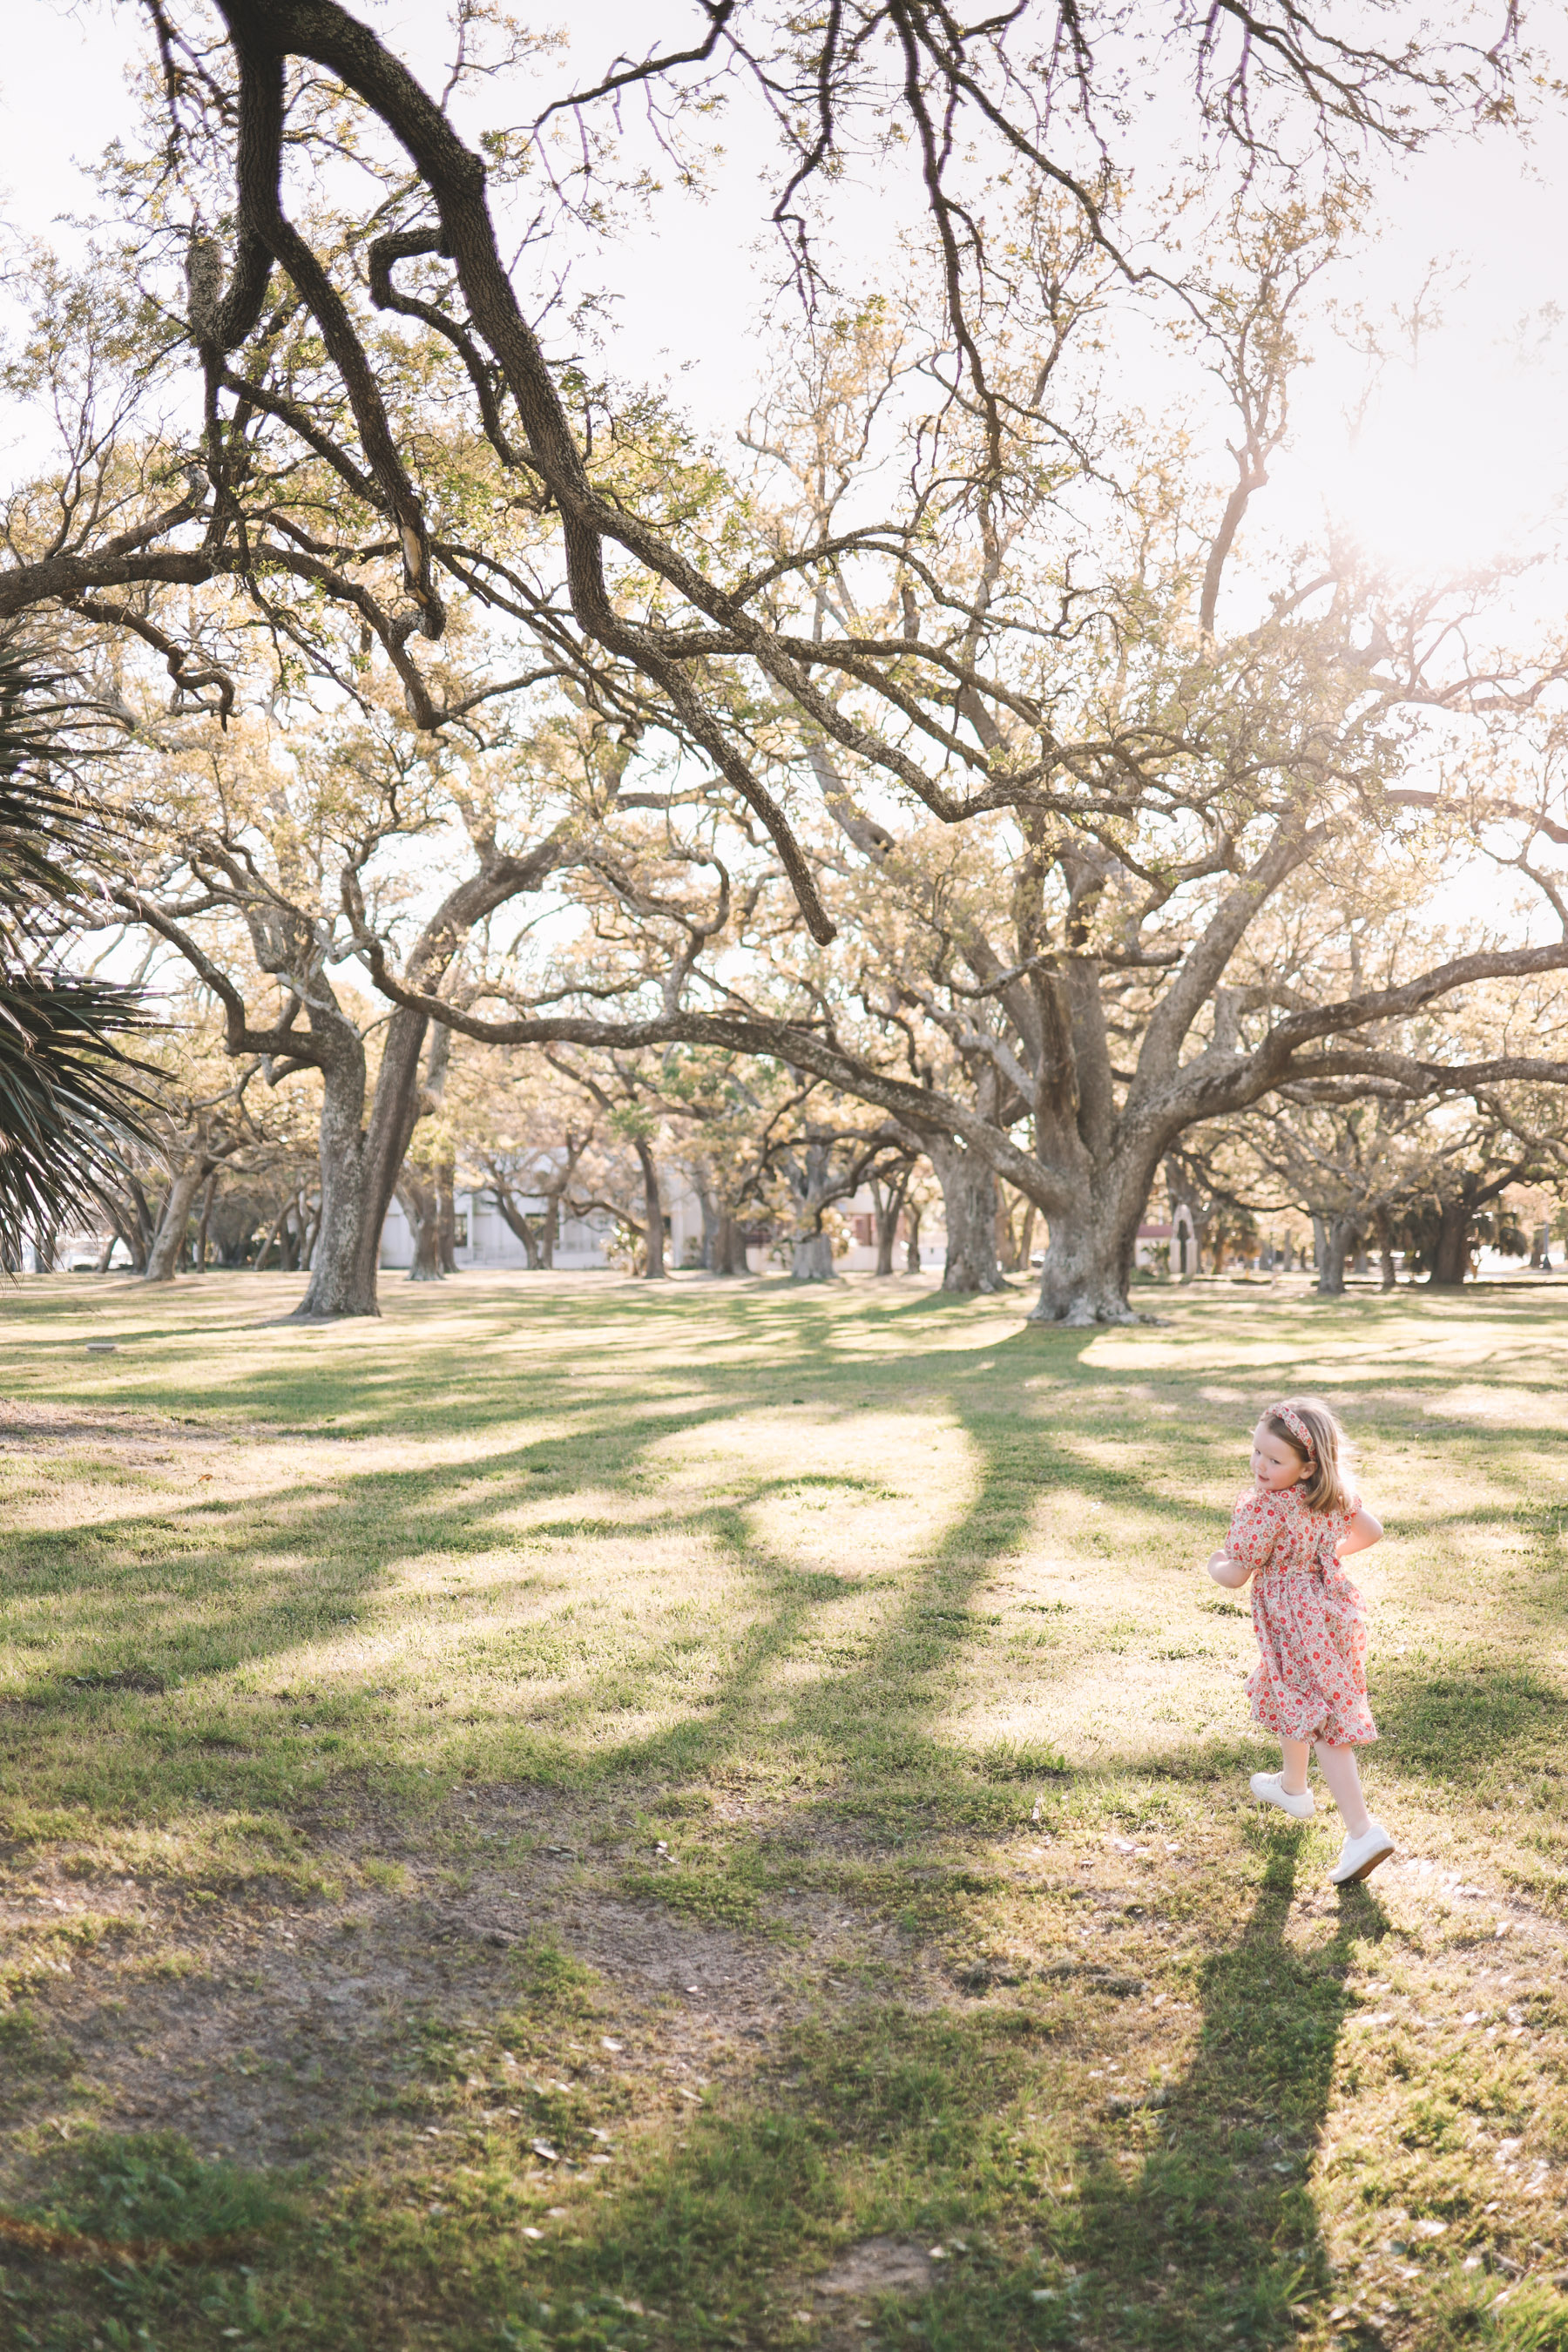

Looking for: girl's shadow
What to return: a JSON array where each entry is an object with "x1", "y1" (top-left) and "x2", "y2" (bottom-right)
[{"x1": 1075, "y1": 1827, "x2": 1389, "y2": 2342}]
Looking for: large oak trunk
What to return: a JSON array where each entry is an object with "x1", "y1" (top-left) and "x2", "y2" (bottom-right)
[
  {"x1": 1026, "y1": 1153, "x2": 1160, "y2": 1324},
  {"x1": 143, "y1": 1167, "x2": 206, "y2": 1282},
  {"x1": 1374, "y1": 1206, "x2": 1397, "y2": 1290},
  {"x1": 711, "y1": 1212, "x2": 749, "y2": 1275},
  {"x1": 790, "y1": 1230, "x2": 835, "y2": 1281},
  {"x1": 1315, "y1": 1213, "x2": 1356, "y2": 1296},
  {"x1": 927, "y1": 1137, "x2": 1004, "y2": 1294},
  {"x1": 635, "y1": 1139, "x2": 666, "y2": 1277},
  {"x1": 295, "y1": 1087, "x2": 377, "y2": 1315},
  {"x1": 1031, "y1": 1213, "x2": 1139, "y2": 1323},
  {"x1": 1429, "y1": 1198, "x2": 1472, "y2": 1287},
  {"x1": 294, "y1": 1005, "x2": 430, "y2": 1320},
  {"x1": 785, "y1": 1132, "x2": 841, "y2": 1281},
  {"x1": 399, "y1": 1172, "x2": 443, "y2": 1281}
]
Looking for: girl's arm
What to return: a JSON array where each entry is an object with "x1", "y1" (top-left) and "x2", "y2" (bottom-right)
[
  {"x1": 1336, "y1": 1505, "x2": 1382, "y2": 1557},
  {"x1": 1206, "y1": 1545, "x2": 1253, "y2": 1590}
]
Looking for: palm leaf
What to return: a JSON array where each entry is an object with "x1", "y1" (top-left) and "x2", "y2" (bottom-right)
[{"x1": 0, "y1": 639, "x2": 149, "y2": 1264}]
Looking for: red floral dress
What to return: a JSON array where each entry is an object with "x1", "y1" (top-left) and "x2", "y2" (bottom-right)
[{"x1": 1227, "y1": 1485, "x2": 1377, "y2": 1747}]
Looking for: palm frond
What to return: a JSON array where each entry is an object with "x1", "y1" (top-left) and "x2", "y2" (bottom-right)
[{"x1": 0, "y1": 639, "x2": 148, "y2": 1264}]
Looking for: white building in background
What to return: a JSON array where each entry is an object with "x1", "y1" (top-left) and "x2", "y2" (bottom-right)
[
  {"x1": 381, "y1": 1173, "x2": 949, "y2": 1274},
  {"x1": 379, "y1": 1188, "x2": 615, "y2": 1270},
  {"x1": 840, "y1": 1183, "x2": 947, "y2": 1273},
  {"x1": 1134, "y1": 1200, "x2": 1197, "y2": 1275},
  {"x1": 377, "y1": 1174, "x2": 710, "y2": 1272}
]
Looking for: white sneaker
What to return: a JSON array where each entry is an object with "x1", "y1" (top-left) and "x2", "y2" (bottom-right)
[
  {"x1": 1329, "y1": 1821, "x2": 1396, "y2": 1884},
  {"x1": 1250, "y1": 1771, "x2": 1315, "y2": 1821}
]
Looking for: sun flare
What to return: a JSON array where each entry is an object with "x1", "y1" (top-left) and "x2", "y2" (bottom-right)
[{"x1": 1323, "y1": 354, "x2": 1565, "y2": 575}]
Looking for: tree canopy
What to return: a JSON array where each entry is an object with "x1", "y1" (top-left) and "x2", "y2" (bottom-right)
[{"x1": 3, "y1": 0, "x2": 1564, "y2": 1317}]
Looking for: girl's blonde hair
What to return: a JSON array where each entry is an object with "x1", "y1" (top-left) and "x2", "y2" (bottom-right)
[{"x1": 1262, "y1": 1396, "x2": 1355, "y2": 1515}]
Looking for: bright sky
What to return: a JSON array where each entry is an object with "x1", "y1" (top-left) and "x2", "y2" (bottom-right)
[{"x1": 4, "y1": 0, "x2": 1568, "y2": 582}]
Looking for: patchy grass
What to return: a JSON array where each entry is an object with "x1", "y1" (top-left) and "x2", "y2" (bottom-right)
[{"x1": 0, "y1": 1267, "x2": 1565, "y2": 2351}]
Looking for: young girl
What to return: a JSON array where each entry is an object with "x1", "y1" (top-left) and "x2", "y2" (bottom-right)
[{"x1": 1206, "y1": 1398, "x2": 1394, "y2": 1884}]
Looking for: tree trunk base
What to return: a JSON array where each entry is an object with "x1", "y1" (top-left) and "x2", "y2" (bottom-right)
[
  {"x1": 280, "y1": 1311, "x2": 383, "y2": 1326},
  {"x1": 942, "y1": 1261, "x2": 1009, "y2": 1295},
  {"x1": 1029, "y1": 1237, "x2": 1139, "y2": 1326},
  {"x1": 289, "y1": 1273, "x2": 382, "y2": 1320},
  {"x1": 791, "y1": 1232, "x2": 835, "y2": 1281},
  {"x1": 1026, "y1": 1295, "x2": 1139, "y2": 1328}
]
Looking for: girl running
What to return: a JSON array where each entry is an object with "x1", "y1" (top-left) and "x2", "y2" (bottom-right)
[{"x1": 1206, "y1": 1398, "x2": 1394, "y2": 1884}]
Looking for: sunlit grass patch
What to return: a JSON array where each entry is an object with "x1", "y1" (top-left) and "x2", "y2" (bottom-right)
[{"x1": 0, "y1": 1269, "x2": 1565, "y2": 2347}]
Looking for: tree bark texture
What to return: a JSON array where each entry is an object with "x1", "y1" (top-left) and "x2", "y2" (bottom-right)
[
  {"x1": 927, "y1": 1136, "x2": 1004, "y2": 1294},
  {"x1": 1429, "y1": 1199, "x2": 1473, "y2": 1287},
  {"x1": 436, "y1": 1150, "x2": 457, "y2": 1274},
  {"x1": 867, "y1": 1165, "x2": 912, "y2": 1275},
  {"x1": 293, "y1": 1019, "x2": 383, "y2": 1315},
  {"x1": 490, "y1": 1183, "x2": 542, "y2": 1267},
  {"x1": 144, "y1": 1167, "x2": 206, "y2": 1283},
  {"x1": 1375, "y1": 1206, "x2": 1397, "y2": 1290},
  {"x1": 398, "y1": 1171, "x2": 443, "y2": 1281},
  {"x1": 996, "y1": 1186, "x2": 1025, "y2": 1273},
  {"x1": 791, "y1": 1230, "x2": 835, "y2": 1281},
  {"x1": 1315, "y1": 1214, "x2": 1355, "y2": 1296},
  {"x1": 635, "y1": 1139, "x2": 666, "y2": 1278},
  {"x1": 784, "y1": 1132, "x2": 842, "y2": 1281},
  {"x1": 194, "y1": 1173, "x2": 218, "y2": 1271},
  {"x1": 1031, "y1": 1189, "x2": 1146, "y2": 1324},
  {"x1": 694, "y1": 1171, "x2": 722, "y2": 1271},
  {"x1": 707, "y1": 1211, "x2": 749, "y2": 1276}
]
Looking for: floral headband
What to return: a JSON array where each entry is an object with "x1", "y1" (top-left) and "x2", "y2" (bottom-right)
[{"x1": 1271, "y1": 1402, "x2": 1315, "y2": 1461}]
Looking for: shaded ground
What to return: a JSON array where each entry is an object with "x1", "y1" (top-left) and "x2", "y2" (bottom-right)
[{"x1": 0, "y1": 1267, "x2": 1565, "y2": 2351}]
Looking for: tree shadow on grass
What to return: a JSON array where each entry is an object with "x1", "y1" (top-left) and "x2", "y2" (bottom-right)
[
  {"x1": 6, "y1": 1281, "x2": 1564, "y2": 2348},
  {"x1": 6, "y1": 1282, "x2": 1564, "y2": 1830},
  {"x1": 1058, "y1": 1830, "x2": 1389, "y2": 2349},
  {"x1": 402, "y1": 1828, "x2": 1389, "y2": 2352},
  {"x1": 1, "y1": 1309, "x2": 1123, "y2": 1811}
]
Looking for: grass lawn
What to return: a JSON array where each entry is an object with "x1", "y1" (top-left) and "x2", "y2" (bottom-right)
[{"x1": 0, "y1": 1267, "x2": 1565, "y2": 2352}]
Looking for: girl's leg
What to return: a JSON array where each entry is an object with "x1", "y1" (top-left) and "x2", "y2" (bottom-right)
[
  {"x1": 1315, "y1": 1741, "x2": 1372, "y2": 1838},
  {"x1": 1279, "y1": 1737, "x2": 1311, "y2": 1796}
]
